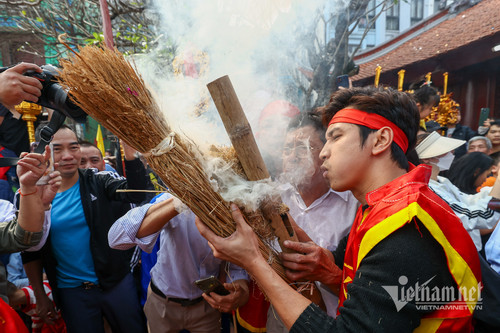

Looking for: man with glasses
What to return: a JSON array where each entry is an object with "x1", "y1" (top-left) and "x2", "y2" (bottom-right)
[{"x1": 266, "y1": 112, "x2": 359, "y2": 332}]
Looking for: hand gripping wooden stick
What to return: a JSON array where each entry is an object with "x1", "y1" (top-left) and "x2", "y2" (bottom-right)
[{"x1": 207, "y1": 75, "x2": 298, "y2": 253}]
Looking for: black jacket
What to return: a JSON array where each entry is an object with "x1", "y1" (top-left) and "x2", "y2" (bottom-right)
[
  {"x1": 291, "y1": 219, "x2": 457, "y2": 332},
  {"x1": 22, "y1": 158, "x2": 146, "y2": 304},
  {"x1": 449, "y1": 124, "x2": 477, "y2": 159}
]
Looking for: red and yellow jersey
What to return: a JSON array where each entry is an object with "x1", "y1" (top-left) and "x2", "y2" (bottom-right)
[{"x1": 338, "y1": 165, "x2": 481, "y2": 332}]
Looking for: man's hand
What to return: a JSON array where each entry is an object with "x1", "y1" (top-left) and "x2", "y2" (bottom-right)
[
  {"x1": 39, "y1": 171, "x2": 62, "y2": 209},
  {"x1": 35, "y1": 292, "x2": 57, "y2": 325},
  {"x1": 17, "y1": 146, "x2": 51, "y2": 189},
  {"x1": 483, "y1": 118, "x2": 493, "y2": 128},
  {"x1": 0, "y1": 62, "x2": 42, "y2": 109},
  {"x1": 281, "y1": 240, "x2": 342, "y2": 295},
  {"x1": 195, "y1": 203, "x2": 264, "y2": 271},
  {"x1": 203, "y1": 279, "x2": 249, "y2": 313},
  {"x1": 122, "y1": 141, "x2": 138, "y2": 161}
]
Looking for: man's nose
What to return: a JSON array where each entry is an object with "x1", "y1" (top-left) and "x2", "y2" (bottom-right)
[
  {"x1": 319, "y1": 146, "x2": 327, "y2": 160},
  {"x1": 61, "y1": 149, "x2": 73, "y2": 159}
]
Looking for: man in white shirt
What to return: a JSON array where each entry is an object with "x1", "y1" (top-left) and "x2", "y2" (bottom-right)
[
  {"x1": 108, "y1": 193, "x2": 249, "y2": 333},
  {"x1": 267, "y1": 112, "x2": 359, "y2": 332}
]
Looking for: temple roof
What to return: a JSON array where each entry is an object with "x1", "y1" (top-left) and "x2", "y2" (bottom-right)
[{"x1": 352, "y1": 0, "x2": 499, "y2": 81}]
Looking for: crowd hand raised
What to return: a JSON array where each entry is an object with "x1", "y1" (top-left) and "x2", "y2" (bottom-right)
[
  {"x1": 195, "y1": 203, "x2": 263, "y2": 270},
  {"x1": 17, "y1": 146, "x2": 51, "y2": 189},
  {"x1": 0, "y1": 62, "x2": 42, "y2": 109},
  {"x1": 483, "y1": 118, "x2": 493, "y2": 128},
  {"x1": 280, "y1": 240, "x2": 342, "y2": 295},
  {"x1": 203, "y1": 279, "x2": 249, "y2": 313}
]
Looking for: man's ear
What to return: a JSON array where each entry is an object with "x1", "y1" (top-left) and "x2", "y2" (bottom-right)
[{"x1": 372, "y1": 127, "x2": 393, "y2": 156}]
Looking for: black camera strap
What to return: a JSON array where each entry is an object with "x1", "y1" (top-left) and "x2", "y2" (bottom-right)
[
  {"x1": 34, "y1": 111, "x2": 66, "y2": 154},
  {"x1": 0, "y1": 111, "x2": 67, "y2": 167},
  {"x1": 0, "y1": 156, "x2": 20, "y2": 167}
]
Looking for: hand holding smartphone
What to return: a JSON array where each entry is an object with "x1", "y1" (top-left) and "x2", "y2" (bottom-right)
[
  {"x1": 479, "y1": 108, "x2": 490, "y2": 127},
  {"x1": 194, "y1": 276, "x2": 230, "y2": 296}
]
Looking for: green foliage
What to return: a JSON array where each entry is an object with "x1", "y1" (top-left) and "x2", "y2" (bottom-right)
[
  {"x1": 85, "y1": 32, "x2": 104, "y2": 45},
  {"x1": 8, "y1": 0, "x2": 166, "y2": 60}
]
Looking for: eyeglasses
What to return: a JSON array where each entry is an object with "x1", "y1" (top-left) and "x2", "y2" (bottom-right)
[{"x1": 282, "y1": 145, "x2": 321, "y2": 157}]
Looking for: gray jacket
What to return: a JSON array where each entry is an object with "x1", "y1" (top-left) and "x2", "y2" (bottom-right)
[{"x1": 0, "y1": 218, "x2": 43, "y2": 302}]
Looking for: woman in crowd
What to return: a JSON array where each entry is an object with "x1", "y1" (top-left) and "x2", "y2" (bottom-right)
[
  {"x1": 448, "y1": 152, "x2": 495, "y2": 194},
  {"x1": 409, "y1": 80, "x2": 440, "y2": 121}
]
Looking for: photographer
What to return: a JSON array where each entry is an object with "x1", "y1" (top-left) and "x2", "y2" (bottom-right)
[
  {"x1": 0, "y1": 62, "x2": 42, "y2": 110},
  {"x1": 0, "y1": 63, "x2": 44, "y2": 159}
]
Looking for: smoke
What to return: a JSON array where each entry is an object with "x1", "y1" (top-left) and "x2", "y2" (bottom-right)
[
  {"x1": 204, "y1": 156, "x2": 281, "y2": 212},
  {"x1": 131, "y1": 0, "x2": 343, "y2": 204},
  {"x1": 279, "y1": 136, "x2": 317, "y2": 187}
]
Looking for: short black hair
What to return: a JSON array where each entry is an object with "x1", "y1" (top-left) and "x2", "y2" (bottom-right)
[
  {"x1": 319, "y1": 87, "x2": 420, "y2": 170},
  {"x1": 486, "y1": 120, "x2": 500, "y2": 134},
  {"x1": 79, "y1": 140, "x2": 103, "y2": 159},
  {"x1": 79, "y1": 140, "x2": 98, "y2": 149},
  {"x1": 447, "y1": 152, "x2": 493, "y2": 194},
  {"x1": 80, "y1": 139, "x2": 102, "y2": 151},
  {"x1": 287, "y1": 112, "x2": 326, "y2": 143},
  {"x1": 34, "y1": 123, "x2": 77, "y2": 142}
]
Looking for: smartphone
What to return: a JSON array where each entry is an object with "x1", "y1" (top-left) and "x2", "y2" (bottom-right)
[
  {"x1": 479, "y1": 107, "x2": 490, "y2": 127},
  {"x1": 35, "y1": 143, "x2": 54, "y2": 186},
  {"x1": 194, "y1": 276, "x2": 230, "y2": 296},
  {"x1": 336, "y1": 74, "x2": 349, "y2": 89}
]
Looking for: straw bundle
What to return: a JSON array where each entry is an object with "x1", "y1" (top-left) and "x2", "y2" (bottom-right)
[{"x1": 58, "y1": 45, "x2": 289, "y2": 282}]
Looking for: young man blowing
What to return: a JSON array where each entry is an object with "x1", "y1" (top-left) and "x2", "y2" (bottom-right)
[{"x1": 196, "y1": 87, "x2": 481, "y2": 332}]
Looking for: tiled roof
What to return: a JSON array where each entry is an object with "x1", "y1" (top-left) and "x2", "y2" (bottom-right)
[{"x1": 352, "y1": 0, "x2": 499, "y2": 81}]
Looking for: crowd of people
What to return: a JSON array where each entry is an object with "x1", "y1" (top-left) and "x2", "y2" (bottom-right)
[{"x1": 1, "y1": 61, "x2": 500, "y2": 333}]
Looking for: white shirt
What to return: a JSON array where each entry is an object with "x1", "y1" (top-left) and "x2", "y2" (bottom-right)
[
  {"x1": 0, "y1": 200, "x2": 15, "y2": 222},
  {"x1": 108, "y1": 193, "x2": 247, "y2": 299},
  {"x1": 485, "y1": 223, "x2": 500, "y2": 275},
  {"x1": 428, "y1": 176, "x2": 500, "y2": 250},
  {"x1": 280, "y1": 185, "x2": 359, "y2": 316}
]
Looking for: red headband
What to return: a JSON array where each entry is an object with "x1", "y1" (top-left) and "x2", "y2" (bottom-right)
[{"x1": 328, "y1": 108, "x2": 409, "y2": 153}]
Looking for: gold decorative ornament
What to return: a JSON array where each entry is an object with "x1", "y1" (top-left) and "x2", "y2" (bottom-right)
[
  {"x1": 425, "y1": 72, "x2": 432, "y2": 84},
  {"x1": 425, "y1": 73, "x2": 459, "y2": 127},
  {"x1": 374, "y1": 65, "x2": 381, "y2": 88},
  {"x1": 14, "y1": 101, "x2": 42, "y2": 144},
  {"x1": 398, "y1": 69, "x2": 405, "y2": 91}
]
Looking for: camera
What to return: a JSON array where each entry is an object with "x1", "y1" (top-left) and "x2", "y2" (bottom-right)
[{"x1": 0, "y1": 64, "x2": 87, "y2": 123}]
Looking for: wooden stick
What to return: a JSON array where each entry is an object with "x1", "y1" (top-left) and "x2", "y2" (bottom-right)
[
  {"x1": 207, "y1": 76, "x2": 268, "y2": 180},
  {"x1": 115, "y1": 189, "x2": 169, "y2": 193},
  {"x1": 207, "y1": 76, "x2": 298, "y2": 253}
]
